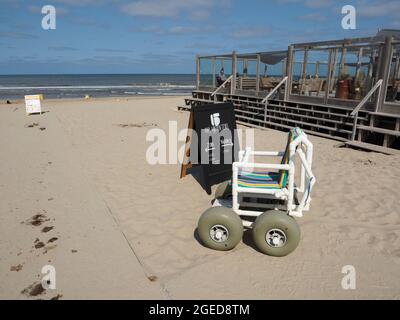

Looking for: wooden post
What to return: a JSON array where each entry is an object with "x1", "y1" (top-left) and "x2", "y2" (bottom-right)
[
  {"x1": 282, "y1": 59, "x2": 286, "y2": 77},
  {"x1": 324, "y1": 49, "x2": 333, "y2": 104},
  {"x1": 339, "y1": 46, "x2": 347, "y2": 76},
  {"x1": 355, "y1": 47, "x2": 363, "y2": 85},
  {"x1": 376, "y1": 36, "x2": 393, "y2": 111},
  {"x1": 315, "y1": 61, "x2": 320, "y2": 78},
  {"x1": 395, "y1": 55, "x2": 400, "y2": 79},
  {"x1": 285, "y1": 45, "x2": 294, "y2": 101},
  {"x1": 256, "y1": 54, "x2": 260, "y2": 93},
  {"x1": 330, "y1": 48, "x2": 339, "y2": 92},
  {"x1": 301, "y1": 48, "x2": 308, "y2": 94},
  {"x1": 212, "y1": 57, "x2": 216, "y2": 89},
  {"x1": 244, "y1": 59, "x2": 248, "y2": 77},
  {"x1": 231, "y1": 51, "x2": 237, "y2": 95},
  {"x1": 196, "y1": 55, "x2": 200, "y2": 90},
  {"x1": 180, "y1": 111, "x2": 194, "y2": 178}
]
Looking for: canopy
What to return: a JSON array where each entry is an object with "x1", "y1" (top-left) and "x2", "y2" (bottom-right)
[{"x1": 259, "y1": 51, "x2": 287, "y2": 65}]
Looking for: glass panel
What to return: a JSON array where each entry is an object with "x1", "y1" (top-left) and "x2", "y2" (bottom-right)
[
  {"x1": 259, "y1": 58, "x2": 286, "y2": 94},
  {"x1": 386, "y1": 44, "x2": 400, "y2": 103},
  {"x1": 214, "y1": 57, "x2": 232, "y2": 90},
  {"x1": 237, "y1": 58, "x2": 258, "y2": 91},
  {"x1": 334, "y1": 46, "x2": 378, "y2": 101},
  {"x1": 199, "y1": 58, "x2": 213, "y2": 88},
  {"x1": 292, "y1": 49, "x2": 329, "y2": 98}
]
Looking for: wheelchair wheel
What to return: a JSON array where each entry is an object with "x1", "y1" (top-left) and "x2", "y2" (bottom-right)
[
  {"x1": 214, "y1": 180, "x2": 232, "y2": 200},
  {"x1": 197, "y1": 207, "x2": 243, "y2": 251},
  {"x1": 252, "y1": 210, "x2": 300, "y2": 257}
]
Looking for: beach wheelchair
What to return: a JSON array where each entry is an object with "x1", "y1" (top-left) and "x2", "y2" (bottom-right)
[{"x1": 197, "y1": 128, "x2": 316, "y2": 256}]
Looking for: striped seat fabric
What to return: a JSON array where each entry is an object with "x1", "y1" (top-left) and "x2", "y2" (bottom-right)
[
  {"x1": 237, "y1": 128, "x2": 301, "y2": 190},
  {"x1": 238, "y1": 171, "x2": 284, "y2": 189}
]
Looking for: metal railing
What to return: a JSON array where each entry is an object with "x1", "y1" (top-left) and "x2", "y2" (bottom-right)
[
  {"x1": 262, "y1": 76, "x2": 288, "y2": 122},
  {"x1": 350, "y1": 79, "x2": 383, "y2": 141},
  {"x1": 211, "y1": 75, "x2": 233, "y2": 102}
]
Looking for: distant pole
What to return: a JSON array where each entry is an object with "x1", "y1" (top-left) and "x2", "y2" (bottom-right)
[
  {"x1": 355, "y1": 47, "x2": 363, "y2": 85},
  {"x1": 325, "y1": 49, "x2": 333, "y2": 104},
  {"x1": 232, "y1": 51, "x2": 237, "y2": 95},
  {"x1": 376, "y1": 36, "x2": 393, "y2": 111},
  {"x1": 212, "y1": 57, "x2": 216, "y2": 88},
  {"x1": 285, "y1": 45, "x2": 294, "y2": 101},
  {"x1": 301, "y1": 48, "x2": 308, "y2": 93},
  {"x1": 256, "y1": 54, "x2": 260, "y2": 94},
  {"x1": 339, "y1": 46, "x2": 347, "y2": 76},
  {"x1": 196, "y1": 55, "x2": 200, "y2": 90}
]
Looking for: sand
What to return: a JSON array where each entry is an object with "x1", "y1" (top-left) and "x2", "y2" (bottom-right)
[{"x1": 0, "y1": 96, "x2": 399, "y2": 299}]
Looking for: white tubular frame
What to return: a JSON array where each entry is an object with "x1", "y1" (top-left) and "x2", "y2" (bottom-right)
[{"x1": 230, "y1": 129, "x2": 316, "y2": 220}]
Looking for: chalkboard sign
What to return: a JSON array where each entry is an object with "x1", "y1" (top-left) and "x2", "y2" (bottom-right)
[{"x1": 180, "y1": 103, "x2": 239, "y2": 195}]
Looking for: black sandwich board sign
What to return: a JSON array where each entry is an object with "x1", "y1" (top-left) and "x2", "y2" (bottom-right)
[{"x1": 180, "y1": 103, "x2": 239, "y2": 195}]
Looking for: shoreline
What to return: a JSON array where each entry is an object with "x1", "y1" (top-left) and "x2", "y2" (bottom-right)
[{"x1": 1, "y1": 94, "x2": 191, "y2": 105}]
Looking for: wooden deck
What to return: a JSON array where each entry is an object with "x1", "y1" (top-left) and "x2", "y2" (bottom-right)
[{"x1": 183, "y1": 89, "x2": 400, "y2": 154}]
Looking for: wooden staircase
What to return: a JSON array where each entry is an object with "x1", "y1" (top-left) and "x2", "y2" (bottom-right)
[
  {"x1": 183, "y1": 90, "x2": 400, "y2": 155},
  {"x1": 346, "y1": 112, "x2": 400, "y2": 155}
]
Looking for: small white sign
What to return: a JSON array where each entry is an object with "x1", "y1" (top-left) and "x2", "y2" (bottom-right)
[{"x1": 25, "y1": 95, "x2": 43, "y2": 114}]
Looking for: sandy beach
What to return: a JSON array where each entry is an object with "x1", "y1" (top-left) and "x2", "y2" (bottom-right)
[{"x1": 0, "y1": 96, "x2": 399, "y2": 300}]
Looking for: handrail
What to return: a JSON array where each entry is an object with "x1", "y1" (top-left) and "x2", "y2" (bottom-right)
[
  {"x1": 211, "y1": 75, "x2": 233, "y2": 97},
  {"x1": 350, "y1": 79, "x2": 383, "y2": 141},
  {"x1": 262, "y1": 76, "x2": 288, "y2": 122},
  {"x1": 350, "y1": 79, "x2": 383, "y2": 116},
  {"x1": 261, "y1": 76, "x2": 288, "y2": 103}
]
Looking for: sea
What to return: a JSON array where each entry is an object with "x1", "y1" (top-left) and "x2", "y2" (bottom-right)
[{"x1": 0, "y1": 74, "x2": 196, "y2": 100}]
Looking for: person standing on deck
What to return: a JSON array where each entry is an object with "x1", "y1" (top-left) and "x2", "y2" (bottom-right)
[{"x1": 216, "y1": 68, "x2": 226, "y2": 86}]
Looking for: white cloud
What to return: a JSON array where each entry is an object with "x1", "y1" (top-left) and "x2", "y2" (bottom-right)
[
  {"x1": 52, "y1": 0, "x2": 104, "y2": 6},
  {"x1": 276, "y1": 0, "x2": 400, "y2": 16},
  {"x1": 95, "y1": 48, "x2": 134, "y2": 53},
  {"x1": 28, "y1": 5, "x2": 69, "y2": 15},
  {"x1": 299, "y1": 13, "x2": 327, "y2": 22},
  {"x1": 357, "y1": 0, "x2": 400, "y2": 17},
  {"x1": 274, "y1": 0, "x2": 333, "y2": 8},
  {"x1": 121, "y1": 0, "x2": 229, "y2": 18},
  {"x1": 0, "y1": 31, "x2": 39, "y2": 39},
  {"x1": 231, "y1": 27, "x2": 272, "y2": 39},
  {"x1": 48, "y1": 46, "x2": 77, "y2": 51},
  {"x1": 303, "y1": 0, "x2": 333, "y2": 8},
  {"x1": 129, "y1": 25, "x2": 215, "y2": 35}
]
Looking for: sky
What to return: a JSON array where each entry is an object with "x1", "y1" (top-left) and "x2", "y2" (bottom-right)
[{"x1": 0, "y1": 0, "x2": 399, "y2": 74}]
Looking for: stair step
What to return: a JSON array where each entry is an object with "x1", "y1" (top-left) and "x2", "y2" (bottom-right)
[
  {"x1": 344, "y1": 141, "x2": 400, "y2": 155},
  {"x1": 186, "y1": 97, "x2": 214, "y2": 104},
  {"x1": 357, "y1": 125, "x2": 400, "y2": 137},
  {"x1": 266, "y1": 108, "x2": 354, "y2": 126},
  {"x1": 267, "y1": 102, "x2": 368, "y2": 121},
  {"x1": 236, "y1": 120, "x2": 348, "y2": 142},
  {"x1": 235, "y1": 113, "x2": 352, "y2": 135},
  {"x1": 272, "y1": 98, "x2": 369, "y2": 115},
  {"x1": 232, "y1": 101, "x2": 366, "y2": 125},
  {"x1": 178, "y1": 105, "x2": 191, "y2": 111},
  {"x1": 369, "y1": 112, "x2": 400, "y2": 119}
]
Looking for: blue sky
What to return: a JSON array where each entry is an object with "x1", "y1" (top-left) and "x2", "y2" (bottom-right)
[{"x1": 0, "y1": 0, "x2": 399, "y2": 74}]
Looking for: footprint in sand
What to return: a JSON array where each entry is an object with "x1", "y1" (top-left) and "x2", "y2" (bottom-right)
[
  {"x1": 10, "y1": 264, "x2": 23, "y2": 272},
  {"x1": 114, "y1": 122, "x2": 158, "y2": 128},
  {"x1": 47, "y1": 237, "x2": 58, "y2": 243},
  {"x1": 34, "y1": 241, "x2": 45, "y2": 249},
  {"x1": 21, "y1": 282, "x2": 46, "y2": 297},
  {"x1": 25, "y1": 123, "x2": 39, "y2": 128},
  {"x1": 25, "y1": 213, "x2": 50, "y2": 226},
  {"x1": 41, "y1": 226, "x2": 54, "y2": 233}
]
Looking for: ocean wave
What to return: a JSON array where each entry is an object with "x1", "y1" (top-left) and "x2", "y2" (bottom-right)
[{"x1": 0, "y1": 84, "x2": 195, "y2": 90}]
